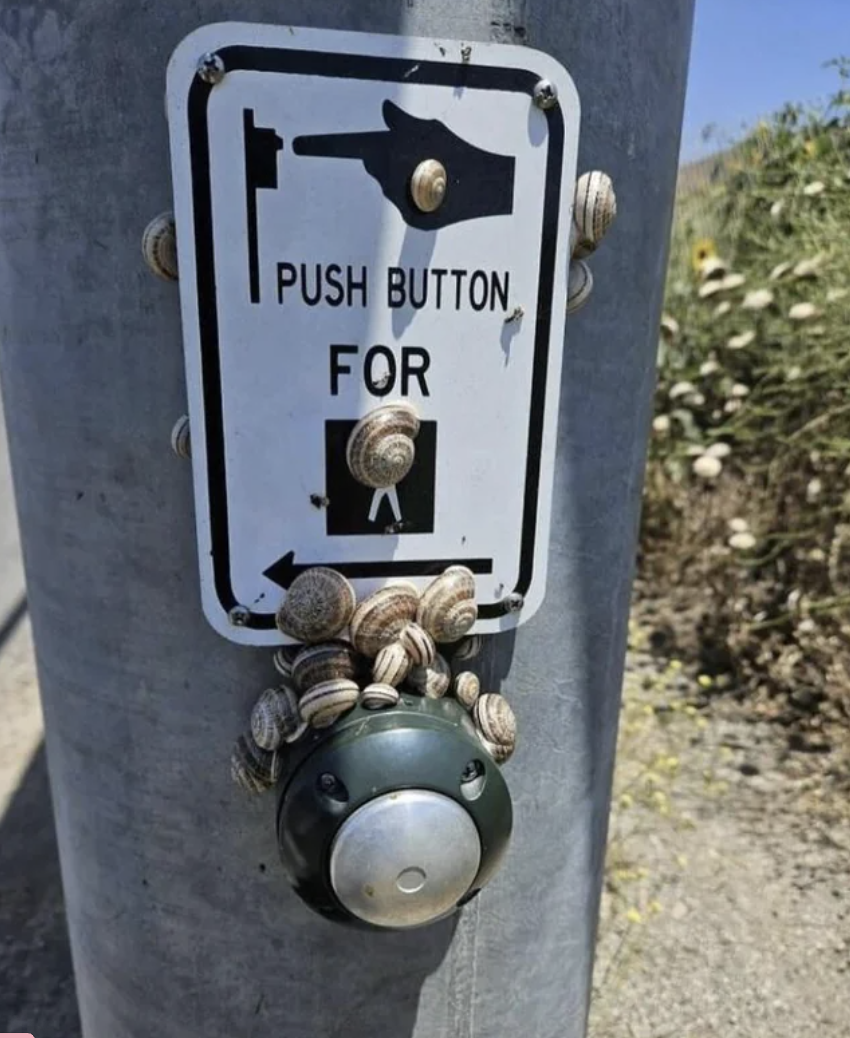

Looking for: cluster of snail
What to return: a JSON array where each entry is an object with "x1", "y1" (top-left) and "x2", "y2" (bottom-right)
[
  {"x1": 566, "y1": 170, "x2": 618, "y2": 315},
  {"x1": 230, "y1": 564, "x2": 518, "y2": 795}
]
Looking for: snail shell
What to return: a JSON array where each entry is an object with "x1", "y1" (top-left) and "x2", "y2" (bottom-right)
[
  {"x1": 398, "y1": 622, "x2": 436, "y2": 667},
  {"x1": 572, "y1": 171, "x2": 617, "y2": 258},
  {"x1": 141, "y1": 211, "x2": 178, "y2": 281},
  {"x1": 567, "y1": 259, "x2": 594, "y2": 315},
  {"x1": 275, "y1": 567, "x2": 356, "y2": 644},
  {"x1": 410, "y1": 159, "x2": 448, "y2": 214},
  {"x1": 473, "y1": 693, "x2": 517, "y2": 749},
  {"x1": 453, "y1": 671, "x2": 481, "y2": 712},
  {"x1": 346, "y1": 402, "x2": 420, "y2": 489},
  {"x1": 230, "y1": 733, "x2": 281, "y2": 794},
  {"x1": 250, "y1": 685, "x2": 301, "y2": 751},
  {"x1": 407, "y1": 652, "x2": 451, "y2": 699},
  {"x1": 299, "y1": 678, "x2": 360, "y2": 729},
  {"x1": 373, "y1": 641, "x2": 412, "y2": 687},
  {"x1": 417, "y1": 566, "x2": 477, "y2": 644},
  {"x1": 170, "y1": 415, "x2": 191, "y2": 459},
  {"x1": 452, "y1": 634, "x2": 483, "y2": 663},
  {"x1": 291, "y1": 640, "x2": 359, "y2": 693},
  {"x1": 350, "y1": 582, "x2": 420, "y2": 658},
  {"x1": 272, "y1": 646, "x2": 298, "y2": 679},
  {"x1": 361, "y1": 682, "x2": 401, "y2": 710},
  {"x1": 478, "y1": 735, "x2": 514, "y2": 765}
]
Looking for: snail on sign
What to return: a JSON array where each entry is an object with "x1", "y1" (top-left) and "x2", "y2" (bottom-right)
[
  {"x1": 346, "y1": 401, "x2": 420, "y2": 489},
  {"x1": 275, "y1": 567, "x2": 356, "y2": 644},
  {"x1": 567, "y1": 170, "x2": 617, "y2": 315},
  {"x1": 141, "y1": 211, "x2": 179, "y2": 281}
]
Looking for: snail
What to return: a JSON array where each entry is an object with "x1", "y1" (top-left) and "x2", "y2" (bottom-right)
[
  {"x1": 453, "y1": 671, "x2": 481, "y2": 712},
  {"x1": 398, "y1": 622, "x2": 436, "y2": 667},
  {"x1": 373, "y1": 641, "x2": 412, "y2": 687},
  {"x1": 251, "y1": 685, "x2": 304, "y2": 750},
  {"x1": 299, "y1": 678, "x2": 360, "y2": 729},
  {"x1": 291, "y1": 640, "x2": 359, "y2": 693},
  {"x1": 361, "y1": 682, "x2": 401, "y2": 710},
  {"x1": 170, "y1": 415, "x2": 191, "y2": 459},
  {"x1": 417, "y1": 566, "x2": 477, "y2": 644},
  {"x1": 452, "y1": 634, "x2": 483, "y2": 663},
  {"x1": 407, "y1": 652, "x2": 451, "y2": 699},
  {"x1": 567, "y1": 259, "x2": 593, "y2": 315},
  {"x1": 571, "y1": 171, "x2": 617, "y2": 259},
  {"x1": 230, "y1": 733, "x2": 281, "y2": 794},
  {"x1": 473, "y1": 693, "x2": 517, "y2": 762},
  {"x1": 478, "y1": 736, "x2": 514, "y2": 765},
  {"x1": 410, "y1": 159, "x2": 448, "y2": 214},
  {"x1": 346, "y1": 401, "x2": 420, "y2": 489},
  {"x1": 275, "y1": 567, "x2": 356, "y2": 644},
  {"x1": 272, "y1": 646, "x2": 298, "y2": 679},
  {"x1": 141, "y1": 211, "x2": 178, "y2": 281},
  {"x1": 350, "y1": 582, "x2": 419, "y2": 658}
]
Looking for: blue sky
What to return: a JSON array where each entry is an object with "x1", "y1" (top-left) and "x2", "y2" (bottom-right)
[{"x1": 681, "y1": 0, "x2": 849, "y2": 161}]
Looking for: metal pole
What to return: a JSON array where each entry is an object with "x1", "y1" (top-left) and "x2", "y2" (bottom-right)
[{"x1": 0, "y1": 2, "x2": 694, "y2": 1036}]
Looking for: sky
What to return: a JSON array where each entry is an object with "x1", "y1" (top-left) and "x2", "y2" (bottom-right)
[{"x1": 681, "y1": 0, "x2": 849, "y2": 162}]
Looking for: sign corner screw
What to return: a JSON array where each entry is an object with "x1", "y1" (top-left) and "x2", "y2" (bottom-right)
[
  {"x1": 197, "y1": 52, "x2": 226, "y2": 85},
  {"x1": 228, "y1": 604, "x2": 251, "y2": 627},
  {"x1": 502, "y1": 593, "x2": 525, "y2": 615},
  {"x1": 533, "y1": 79, "x2": 558, "y2": 110}
]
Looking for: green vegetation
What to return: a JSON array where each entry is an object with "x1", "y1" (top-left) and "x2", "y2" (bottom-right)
[{"x1": 641, "y1": 61, "x2": 850, "y2": 723}]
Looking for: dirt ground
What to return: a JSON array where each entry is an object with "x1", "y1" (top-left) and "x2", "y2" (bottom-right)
[{"x1": 2, "y1": 612, "x2": 849, "y2": 1036}]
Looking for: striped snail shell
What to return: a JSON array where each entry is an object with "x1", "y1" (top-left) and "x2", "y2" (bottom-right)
[
  {"x1": 373, "y1": 641, "x2": 412, "y2": 687},
  {"x1": 417, "y1": 566, "x2": 477, "y2": 644},
  {"x1": 453, "y1": 671, "x2": 481, "y2": 712},
  {"x1": 275, "y1": 567, "x2": 356, "y2": 644},
  {"x1": 272, "y1": 646, "x2": 298, "y2": 679},
  {"x1": 230, "y1": 733, "x2": 281, "y2": 794},
  {"x1": 452, "y1": 634, "x2": 483, "y2": 663},
  {"x1": 299, "y1": 678, "x2": 360, "y2": 729},
  {"x1": 572, "y1": 171, "x2": 617, "y2": 259},
  {"x1": 141, "y1": 210, "x2": 178, "y2": 281},
  {"x1": 398, "y1": 621, "x2": 436, "y2": 667},
  {"x1": 473, "y1": 693, "x2": 517, "y2": 751},
  {"x1": 291, "y1": 640, "x2": 359, "y2": 693},
  {"x1": 250, "y1": 685, "x2": 302, "y2": 750},
  {"x1": 350, "y1": 581, "x2": 420, "y2": 658},
  {"x1": 478, "y1": 735, "x2": 514, "y2": 765},
  {"x1": 346, "y1": 401, "x2": 420, "y2": 489},
  {"x1": 407, "y1": 652, "x2": 451, "y2": 699},
  {"x1": 170, "y1": 415, "x2": 191, "y2": 459},
  {"x1": 361, "y1": 682, "x2": 401, "y2": 710},
  {"x1": 567, "y1": 259, "x2": 593, "y2": 315}
]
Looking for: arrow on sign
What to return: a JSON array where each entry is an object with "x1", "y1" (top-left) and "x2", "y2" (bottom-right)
[{"x1": 263, "y1": 551, "x2": 494, "y2": 589}]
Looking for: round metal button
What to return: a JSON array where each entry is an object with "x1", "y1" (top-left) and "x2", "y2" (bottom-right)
[{"x1": 329, "y1": 790, "x2": 481, "y2": 929}]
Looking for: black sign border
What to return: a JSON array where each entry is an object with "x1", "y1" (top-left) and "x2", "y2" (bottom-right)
[{"x1": 187, "y1": 45, "x2": 566, "y2": 628}]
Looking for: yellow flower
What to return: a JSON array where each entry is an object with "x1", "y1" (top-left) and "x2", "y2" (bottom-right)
[
  {"x1": 691, "y1": 237, "x2": 717, "y2": 273},
  {"x1": 803, "y1": 139, "x2": 817, "y2": 157},
  {"x1": 625, "y1": 907, "x2": 643, "y2": 925},
  {"x1": 697, "y1": 674, "x2": 713, "y2": 689}
]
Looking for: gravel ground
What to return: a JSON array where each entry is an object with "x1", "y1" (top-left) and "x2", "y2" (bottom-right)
[{"x1": 1, "y1": 617, "x2": 849, "y2": 1036}]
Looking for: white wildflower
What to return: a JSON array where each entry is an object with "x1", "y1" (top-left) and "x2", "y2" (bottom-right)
[
  {"x1": 652, "y1": 415, "x2": 671, "y2": 434},
  {"x1": 803, "y1": 180, "x2": 825, "y2": 196},
  {"x1": 741, "y1": 288, "x2": 774, "y2": 311},
  {"x1": 806, "y1": 478, "x2": 823, "y2": 502},
  {"x1": 699, "y1": 256, "x2": 727, "y2": 281},
  {"x1": 698, "y1": 280, "x2": 725, "y2": 299},
  {"x1": 660, "y1": 314, "x2": 680, "y2": 340},
  {"x1": 720, "y1": 272, "x2": 746, "y2": 291},
  {"x1": 730, "y1": 383, "x2": 750, "y2": 398},
  {"x1": 706, "y1": 442, "x2": 731, "y2": 459},
  {"x1": 728, "y1": 517, "x2": 749, "y2": 534},
  {"x1": 786, "y1": 366, "x2": 802, "y2": 381},
  {"x1": 769, "y1": 261, "x2": 792, "y2": 281},
  {"x1": 798, "y1": 618, "x2": 816, "y2": 634},
  {"x1": 714, "y1": 300, "x2": 732, "y2": 317},
  {"x1": 727, "y1": 330, "x2": 756, "y2": 350},
  {"x1": 711, "y1": 409, "x2": 722, "y2": 420},
  {"x1": 700, "y1": 360, "x2": 720, "y2": 377},
  {"x1": 728, "y1": 532, "x2": 757, "y2": 551},
  {"x1": 685, "y1": 392, "x2": 706, "y2": 407},
  {"x1": 793, "y1": 255, "x2": 825, "y2": 279},
  {"x1": 789, "y1": 302, "x2": 818, "y2": 321},
  {"x1": 692, "y1": 455, "x2": 723, "y2": 479},
  {"x1": 724, "y1": 399, "x2": 742, "y2": 414},
  {"x1": 808, "y1": 548, "x2": 826, "y2": 562},
  {"x1": 669, "y1": 381, "x2": 696, "y2": 399},
  {"x1": 827, "y1": 287, "x2": 848, "y2": 303},
  {"x1": 770, "y1": 199, "x2": 785, "y2": 219}
]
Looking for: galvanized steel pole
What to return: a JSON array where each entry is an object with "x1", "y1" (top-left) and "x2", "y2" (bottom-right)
[{"x1": 0, "y1": 2, "x2": 694, "y2": 1036}]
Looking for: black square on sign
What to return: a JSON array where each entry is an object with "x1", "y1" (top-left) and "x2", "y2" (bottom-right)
[{"x1": 325, "y1": 420, "x2": 437, "y2": 536}]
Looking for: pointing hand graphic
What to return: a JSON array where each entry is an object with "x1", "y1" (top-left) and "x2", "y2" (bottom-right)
[{"x1": 292, "y1": 100, "x2": 515, "y2": 231}]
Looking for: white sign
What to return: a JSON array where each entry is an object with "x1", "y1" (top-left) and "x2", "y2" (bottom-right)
[{"x1": 167, "y1": 23, "x2": 579, "y2": 645}]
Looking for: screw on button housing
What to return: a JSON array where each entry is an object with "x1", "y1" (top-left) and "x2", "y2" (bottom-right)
[
  {"x1": 502, "y1": 593, "x2": 525, "y2": 615},
  {"x1": 196, "y1": 52, "x2": 226, "y2": 85},
  {"x1": 228, "y1": 604, "x2": 251, "y2": 627},
  {"x1": 533, "y1": 79, "x2": 559, "y2": 110}
]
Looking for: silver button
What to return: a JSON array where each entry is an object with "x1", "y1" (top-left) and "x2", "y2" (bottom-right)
[{"x1": 329, "y1": 790, "x2": 481, "y2": 929}]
